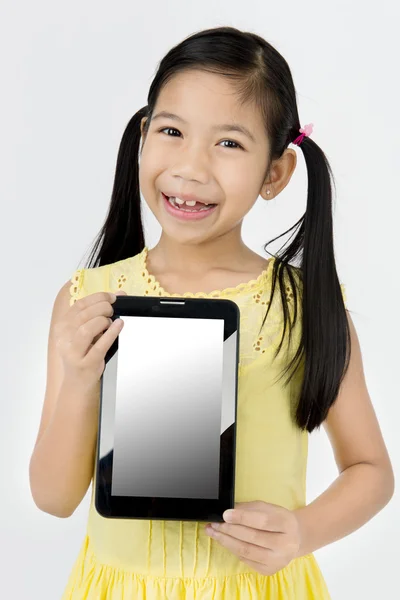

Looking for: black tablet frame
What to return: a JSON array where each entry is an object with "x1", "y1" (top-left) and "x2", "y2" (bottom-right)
[{"x1": 94, "y1": 295, "x2": 240, "y2": 522}]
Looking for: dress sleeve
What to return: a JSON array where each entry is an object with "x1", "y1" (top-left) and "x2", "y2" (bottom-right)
[{"x1": 69, "y1": 268, "x2": 85, "y2": 307}]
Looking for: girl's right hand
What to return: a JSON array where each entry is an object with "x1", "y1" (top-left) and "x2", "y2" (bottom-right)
[{"x1": 56, "y1": 290, "x2": 127, "y2": 391}]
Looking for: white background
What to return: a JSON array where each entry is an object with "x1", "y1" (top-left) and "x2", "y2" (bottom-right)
[{"x1": 1, "y1": 1, "x2": 399, "y2": 598}]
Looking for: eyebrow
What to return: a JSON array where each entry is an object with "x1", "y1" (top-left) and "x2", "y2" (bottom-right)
[{"x1": 151, "y1": 111, "x2": 257, "y2": 144}]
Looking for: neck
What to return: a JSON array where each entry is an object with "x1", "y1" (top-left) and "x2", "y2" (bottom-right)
[{"x1": 147, "y1": 231, "x2": 253, "y2": 277}]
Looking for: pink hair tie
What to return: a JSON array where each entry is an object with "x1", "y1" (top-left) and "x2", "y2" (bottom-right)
[{"x1": 292, "y1": 123, "x2": 314, "y2": 146}]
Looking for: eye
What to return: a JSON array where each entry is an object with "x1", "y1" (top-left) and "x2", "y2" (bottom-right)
[
  {"x1": 220, "y1": 139, "x2": 243, "y2": 150},
  {"x1": 159, "y1": 127, "x2": 181, "y2": 138},
  {"x1": 157, "y1": 127, "x2": 244, "y2": 150}
]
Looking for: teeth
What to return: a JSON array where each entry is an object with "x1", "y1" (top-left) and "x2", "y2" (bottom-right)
[
  {"x1": 177, "y1": 198, "x2": 196, "y2": 206},
  {"x1": 170, "y1": 196, "x2": 210, "y2": 206},
  {"x1": 168, "y1": 196, "x2": 213, "y2": 212},
  {"x1": 168, "y1": 198, "x2": 210, "y2": 212}
]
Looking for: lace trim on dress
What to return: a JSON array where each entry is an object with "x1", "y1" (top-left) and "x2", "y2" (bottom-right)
[{"x1": 139, "y1": 246, "x2": 275, "y2": 298}]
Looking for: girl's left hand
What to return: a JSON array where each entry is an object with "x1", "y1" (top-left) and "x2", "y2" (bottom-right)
[{"x1": 205, "y1": 500, "x2": 301, "y2": 576}]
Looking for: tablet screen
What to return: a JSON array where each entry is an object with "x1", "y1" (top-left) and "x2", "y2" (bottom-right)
[{"x1": 97, "y1": 300, "x2": 238, "y2": 519}]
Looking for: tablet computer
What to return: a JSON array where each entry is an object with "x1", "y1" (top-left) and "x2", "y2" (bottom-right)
[{"x1": 95, "y1": 295, "x2": 240, "y2": 523}]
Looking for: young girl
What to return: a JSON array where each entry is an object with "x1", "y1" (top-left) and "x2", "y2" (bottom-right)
[{"x1": 29, "y1": 26, "x2": 394, "y2": 599}]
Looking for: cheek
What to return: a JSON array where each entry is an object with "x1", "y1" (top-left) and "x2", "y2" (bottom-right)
[
  {"x1": 138, "y1": 167, "x2": 151, "y2": 208},
  {"x1": 226, "y1": 161, "x2": 266, "y2": 209},
  {"x1": 138, "y1": 162, "x2": 149, "y2": 193},
  {"x1": 139, "y1": 144, "x2": 166, "y2": 199},
  {"x1": 222, "y1": 177, "x2": 256, "y2": 215}
]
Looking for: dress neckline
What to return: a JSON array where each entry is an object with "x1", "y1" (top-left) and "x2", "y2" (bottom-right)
[{"x1": 139, "y1": 246, "x2": 275, "y2": 298}]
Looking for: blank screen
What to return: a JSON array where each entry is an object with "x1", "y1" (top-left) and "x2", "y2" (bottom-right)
[{"x1": 99, "y1": 315, "x2": 237, "y2": 500}]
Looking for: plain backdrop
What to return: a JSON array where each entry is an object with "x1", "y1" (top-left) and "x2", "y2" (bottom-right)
[{"x1": 1, "y1": 1, "x2": 399, "y2": 598}]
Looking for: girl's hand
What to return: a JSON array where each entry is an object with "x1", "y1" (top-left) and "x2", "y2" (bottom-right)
[
  {"x1": 205, "y1": 500, "x2": 301, "y2": 576},
  {"x1": 55, "y1": 289, "x2": 127, "y2": 392}
]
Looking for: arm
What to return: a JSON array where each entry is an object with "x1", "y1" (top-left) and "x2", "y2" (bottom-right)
[
  {"x1": 29, "y1": 380, "x2": 100, "y2": 518},
  {"x1": 29, "y1": 281, "x2": 100, "y2": 518},
  {"x1": 293, "y1": 311, "x2": 395, "y2": 557}
]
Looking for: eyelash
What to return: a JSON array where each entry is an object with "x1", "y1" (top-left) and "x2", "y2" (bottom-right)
[{"x1": 157, "y1": 127, "x2": 244, "y2": 151}]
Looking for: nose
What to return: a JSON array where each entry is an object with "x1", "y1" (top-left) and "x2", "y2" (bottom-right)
[{"x1": 170, "y1": 143, "x2": 210, "y2": 184}]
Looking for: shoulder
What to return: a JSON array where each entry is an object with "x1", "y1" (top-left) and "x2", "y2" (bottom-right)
[
  {"x1": 69, "y1": 251, "x2": 145, "y2": 307},
  {"x1": 69, "y1": 263, "x2": 110, "y2": 307}
]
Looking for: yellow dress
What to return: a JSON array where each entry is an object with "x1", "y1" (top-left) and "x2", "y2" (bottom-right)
[{"x1": 63, "y1": 246, "x2": 346, "y2": 599}]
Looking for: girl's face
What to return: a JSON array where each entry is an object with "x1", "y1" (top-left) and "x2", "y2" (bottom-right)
[{"x1": 139, "y1": 70, "x2": 278, "y2": 246}]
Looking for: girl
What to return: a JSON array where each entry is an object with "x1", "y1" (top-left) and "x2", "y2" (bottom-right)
[{"x1": 29, "y1": 26, "x2": 394, "y2": 599}]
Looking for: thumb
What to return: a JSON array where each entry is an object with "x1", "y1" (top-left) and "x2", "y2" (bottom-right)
[{"x1": 114, "y1": 290, "x2": 128, "y2": 295}]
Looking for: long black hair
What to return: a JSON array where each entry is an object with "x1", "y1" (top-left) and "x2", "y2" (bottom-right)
[{"x1": 81, "y1": 26, "x2": 351, "y2": 433}]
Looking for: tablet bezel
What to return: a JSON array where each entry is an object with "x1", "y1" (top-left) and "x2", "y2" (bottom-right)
[{"x1": 94, "y1": 295, "x2": 240, "y2": 522}]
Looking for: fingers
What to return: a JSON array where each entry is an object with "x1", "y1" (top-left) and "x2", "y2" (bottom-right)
[
  {"x1": 206, "y1": 524, "x2": 273, "y2": 565},
  {"x1": 68, "y1": 306, "x2": 113, "y2": 360},
  {"x1": 67, "y1": 292, "x2": 124, "y2": 361},
  {"x1": 71, "y1": 291, "x2": 116, "y2": 313},
  {"x1": 85, "y1": 317, "x2": 124, "y2": 365},
  {"x1": 72, "y1": 290, "x2": 127, "y2": 362},
  {"x1": 208, "y1": 521, "x2": 280, "y2": 549}
]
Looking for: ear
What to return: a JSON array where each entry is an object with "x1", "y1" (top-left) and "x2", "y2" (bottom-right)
[
  {"x1": 260, "y1": 148, "x2": 297, "y2": 201},
  {"x1": 140, "y1": 117, "x2": 148, "y2": 155},
  {"x1": 140, "y1": 116, "x2": 149, "y2": 139},
  {"x1": 140, "y1": 117, "x2": 148, "y2": 137}
]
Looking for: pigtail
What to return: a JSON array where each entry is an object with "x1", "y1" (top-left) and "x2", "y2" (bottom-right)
[
  {"x1": 263, "y1": 133, "x2": 351, "y2": 432},
  {"x1": 84, "y1": 106, "x2": 148, "y2": 268},
  {"x1": 298, "y1": 137, "x2": 351, "y2": 430}
]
